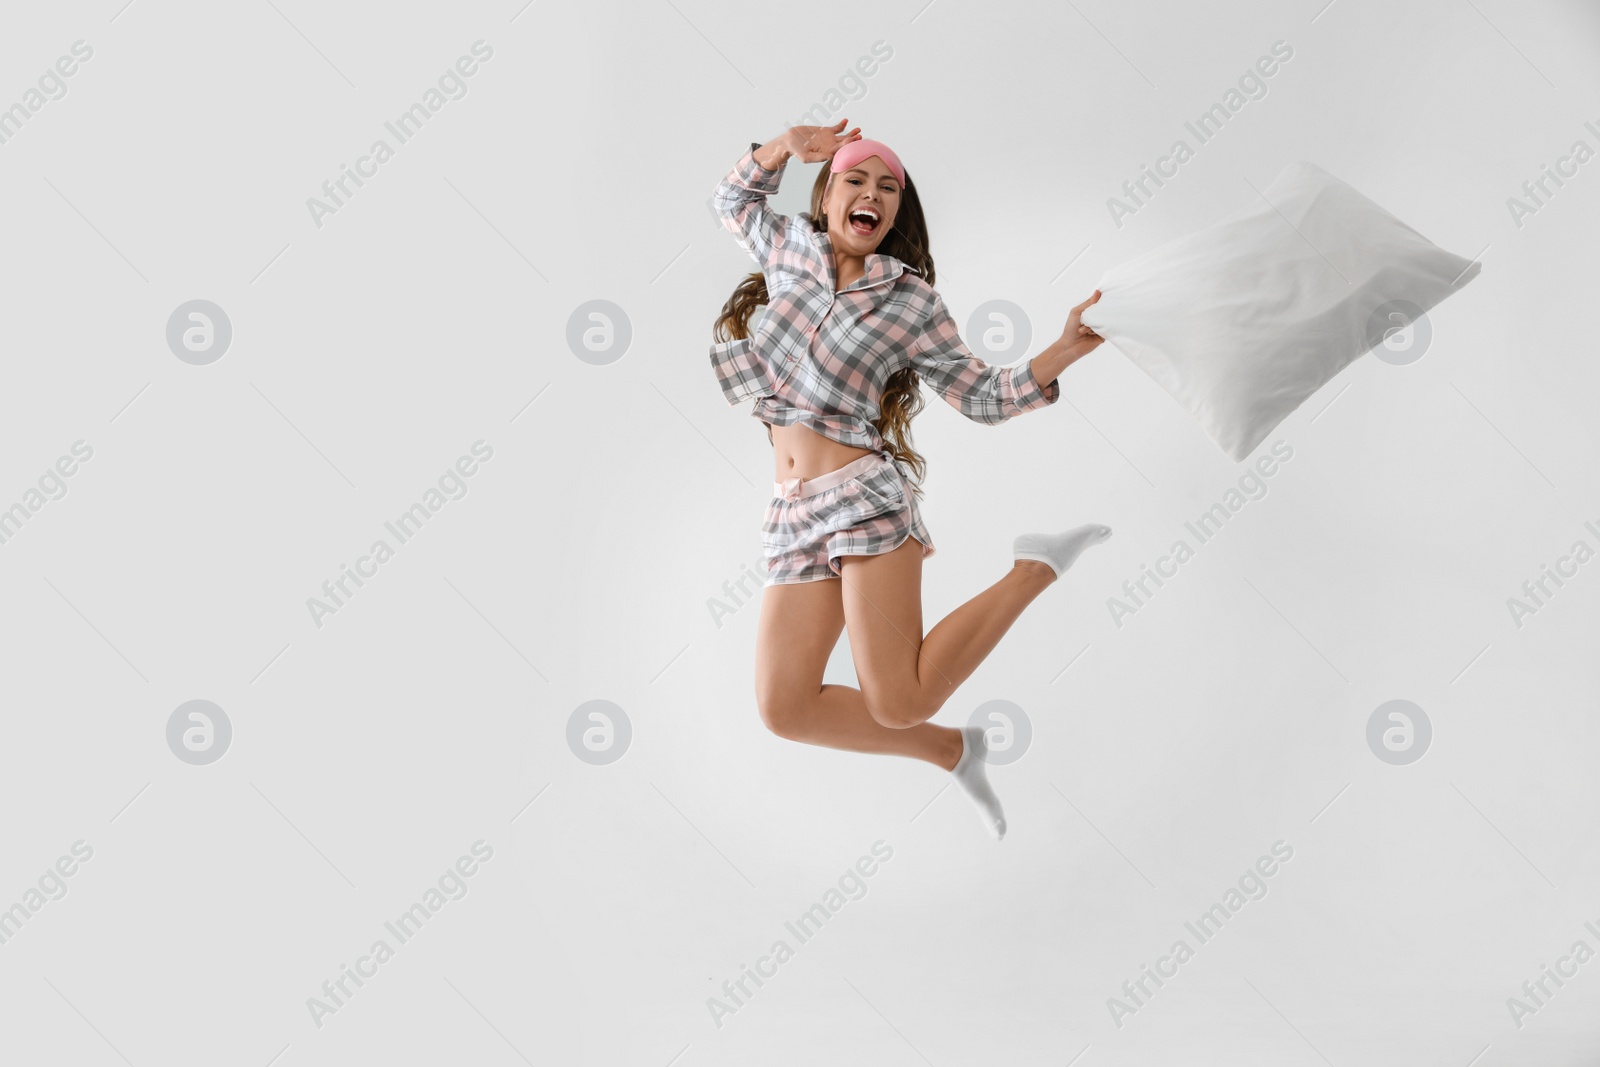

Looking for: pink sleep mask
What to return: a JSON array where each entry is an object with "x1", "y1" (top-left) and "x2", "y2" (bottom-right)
[{"x1": 829, "y1": 138, "x2": 906, "y2": 188}]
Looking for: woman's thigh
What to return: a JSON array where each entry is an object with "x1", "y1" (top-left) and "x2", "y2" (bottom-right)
[
  {"x1": 753, "y1": 577, "x2": 846, "y2": 718},
  {"x1": 837, "y1": 536, "x2": 926, "y2": 717}
]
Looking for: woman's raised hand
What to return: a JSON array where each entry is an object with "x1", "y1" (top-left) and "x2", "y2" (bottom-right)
[
  {"x1": 785, "y1": 119, "x2": 861, "y2": 164},
  {"x1": 1060, "y1": 289, "x2": 1106, "y2": 362}
]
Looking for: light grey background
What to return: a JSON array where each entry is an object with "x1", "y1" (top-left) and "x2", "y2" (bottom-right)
[{"x1": 2, "y1": 0, "x2": 1597, "y2": 1064}]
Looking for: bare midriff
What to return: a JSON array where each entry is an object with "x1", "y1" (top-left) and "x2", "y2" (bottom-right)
[{"x1": 768, "y1": 420, "x2": 875, "y2": 483}]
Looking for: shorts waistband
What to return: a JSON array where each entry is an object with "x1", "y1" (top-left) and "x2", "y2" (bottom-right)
[{"x1": 774, "y1": 451, "x2": 890, "y2": 501}]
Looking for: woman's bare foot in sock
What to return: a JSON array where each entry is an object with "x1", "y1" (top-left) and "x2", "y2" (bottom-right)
[
  {"x1": 951, "y1": 726, "x2": 1006, "y2": 841},
  {"x1": 1013, "y1": 524, "x2": 1112, "y2": 583}
]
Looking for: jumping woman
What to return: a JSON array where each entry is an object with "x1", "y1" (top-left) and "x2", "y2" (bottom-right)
[{"x1": 710, "y1": 120, "x2": 1111, "y2": 840}]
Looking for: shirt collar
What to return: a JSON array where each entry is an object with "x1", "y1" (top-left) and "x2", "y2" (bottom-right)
[{"x1": 804, "y1": 215, "x2": 923, "y2": 292}]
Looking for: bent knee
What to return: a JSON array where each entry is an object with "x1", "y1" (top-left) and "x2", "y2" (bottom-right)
[
  {"x1": 863, "y1": 693, "x2": 929, "y2": 730},
  {"x1": 756, "y1": 689, "x2": 808, "y2": 740}
]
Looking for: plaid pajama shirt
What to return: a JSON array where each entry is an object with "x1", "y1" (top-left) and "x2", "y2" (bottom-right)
[{"x1": 710, "y1": 141, "x2": 1062, "y2": 584}]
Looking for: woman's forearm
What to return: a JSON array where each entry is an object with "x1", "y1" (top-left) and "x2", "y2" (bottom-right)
[
  {"x1": 752, "y1": 135, "x2": 794, "y2": 172},
  {"x1": 1030, "y1": 339, "x2": 1078, "y2": 394}
]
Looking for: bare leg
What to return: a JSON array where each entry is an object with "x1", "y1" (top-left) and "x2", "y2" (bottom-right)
[
  {"x1": 841, "y1": 536, "x2": 1057, "y2": 729},
  {"x1": 754, "y1": 577, "x2": 964, "y2": 769}
]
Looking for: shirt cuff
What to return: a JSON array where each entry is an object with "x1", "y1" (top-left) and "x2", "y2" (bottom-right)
[
  {"x1": 735, "y1": 141, "x2": 785, "y2": 193},
  {"x1": 1006, "y1": 361, "x2": 1059, "y2": 414}
]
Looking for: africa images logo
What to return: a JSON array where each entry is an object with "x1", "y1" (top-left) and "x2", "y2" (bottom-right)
[{"x1": 305, "y1": 41, "x2": 495, "y2": 229}]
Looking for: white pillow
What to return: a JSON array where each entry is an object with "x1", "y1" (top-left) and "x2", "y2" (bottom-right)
[{"x1": 1079, "y1": 161, "x2": 1482, "y2": 462}]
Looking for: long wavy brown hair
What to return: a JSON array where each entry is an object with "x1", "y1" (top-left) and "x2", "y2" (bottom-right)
[{"x1": 711, "y1": 161, "x2": 936, "y2": 497}]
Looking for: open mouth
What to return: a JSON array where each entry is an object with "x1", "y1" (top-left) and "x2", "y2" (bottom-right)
[{"x1": 848, "y1": 207, "x2": 881, "y2": 236}]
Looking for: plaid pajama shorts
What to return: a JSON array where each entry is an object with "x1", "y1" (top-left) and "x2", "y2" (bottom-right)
[{"x1": 761, "y1": 450, "x2": 937, "y2": 586}]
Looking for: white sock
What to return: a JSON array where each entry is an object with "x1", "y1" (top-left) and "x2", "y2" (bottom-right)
[
  {"x1": 1013, "y1": 523, "x2": 1112, "y2": 579},
  {"x1": 951, "y1": 726, "x2": 1006, "y2": 841}
]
